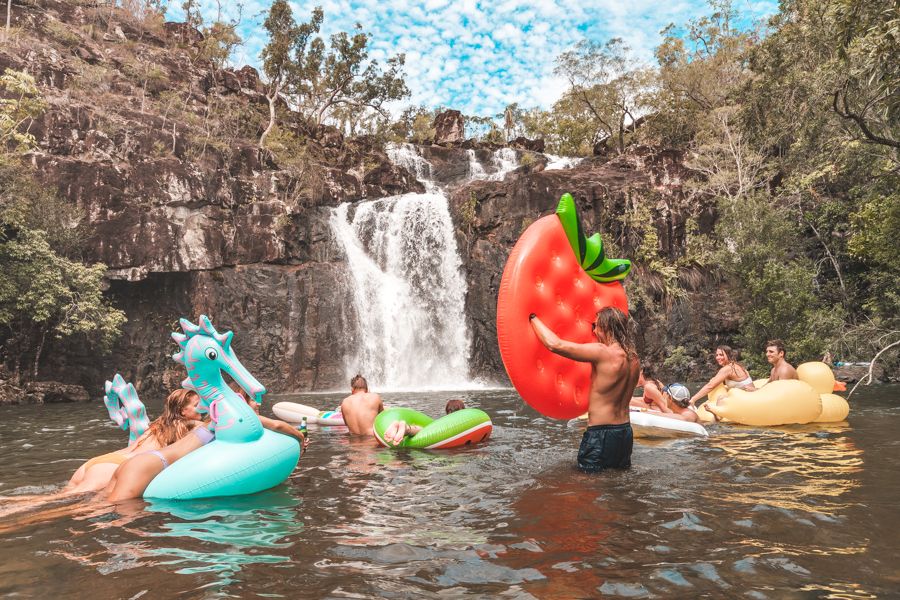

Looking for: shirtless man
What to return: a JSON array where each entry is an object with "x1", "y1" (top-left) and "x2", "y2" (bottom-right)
[
  {"x1": 530, "y1": 307, "x2": 641, "y2": 473},
  {"x1": 765, "y1": 339, "x2": 798, "y2": 382},
  {"x1": 340, "y1": 374, "x2": 384, "y2": 435},
  {"x1": 646, "y1": 383, "x2": 699, "y2": 423}
]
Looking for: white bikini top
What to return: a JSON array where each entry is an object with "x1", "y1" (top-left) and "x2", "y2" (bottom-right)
[{"x1": 725, "y1": 375, "x2": 753, "y2": 389}]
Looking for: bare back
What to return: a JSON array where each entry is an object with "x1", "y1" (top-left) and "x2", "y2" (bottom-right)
[
  {"x1": 340, "y1": 391, "x2": 384, "y2": 435},
  {"x1": 588, "y1": 344, "x2": 641, "y2": 426}
]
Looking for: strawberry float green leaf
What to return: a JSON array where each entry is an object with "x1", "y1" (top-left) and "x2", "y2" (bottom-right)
[{"x1": 555, "y1": 193, "x2": 631, "y2": 282}]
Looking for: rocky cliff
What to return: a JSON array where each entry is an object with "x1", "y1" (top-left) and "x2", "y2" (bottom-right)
[{"x1": 1, "y1": 2, "x2": 742, "y2": 399}]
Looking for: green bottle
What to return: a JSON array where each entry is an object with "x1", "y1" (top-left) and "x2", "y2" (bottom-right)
[{"x1": 300, "y1": 416, "x2": 308, "y2": 437}]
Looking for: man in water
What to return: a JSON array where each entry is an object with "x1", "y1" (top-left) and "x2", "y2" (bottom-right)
[
  {"x1": 765, "y1": 339, "x2": 798, "y2": 382},
  {"x1": 340, "y1": 374, "x2": 384, "y2": 435},
  {"x1": 648, "y1": 384, "x2": 699, "y2": 423},
  {"x1": 530, "y1": 307, "x2": 641, "y2": 472}
]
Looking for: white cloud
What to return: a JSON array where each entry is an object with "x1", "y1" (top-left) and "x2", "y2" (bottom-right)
[{"x1": 166, "y1": 0, "x2": 777, "y2": 117}]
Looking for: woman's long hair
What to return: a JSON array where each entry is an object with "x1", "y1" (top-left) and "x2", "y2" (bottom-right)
[
  {"x1": 139, "y1": 389, "x2": 199, "y2": 447},
  {"x1": 596, "y1": 307, "x2": 637, "y2": 359},
  {"x1": 716, "y1": 345, "x2": 737, "y2": 363},
  {"x1": 716, "y1": 345, "x2": 749, "y2": 376}
]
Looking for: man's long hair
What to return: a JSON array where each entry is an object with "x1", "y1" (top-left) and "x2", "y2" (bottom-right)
[{"x1": 595, "y1": 307, "x2": 637, "y2": 359}]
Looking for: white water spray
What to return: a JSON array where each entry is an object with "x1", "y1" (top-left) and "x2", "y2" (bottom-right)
[
  {"x1": 330, "y1": 145, "x2": 524, "y2": 390},
  {"x1": 544, "y1": 154, "x2": 584, "y2": 170},
  {"x1": 330, "y1": 194, "x2": 471, "y2": 390}
]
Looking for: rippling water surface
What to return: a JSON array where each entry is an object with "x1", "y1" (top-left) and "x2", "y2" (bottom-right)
[{"x1": 1, "y1": 387, "x2": 898, "y2": 598}]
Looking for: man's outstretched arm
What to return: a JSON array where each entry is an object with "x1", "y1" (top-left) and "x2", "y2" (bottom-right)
[{"x1": 530, "y1": 315, "x2": 603, "y2": 363}]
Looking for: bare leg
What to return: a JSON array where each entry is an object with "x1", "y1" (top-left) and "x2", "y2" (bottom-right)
[
  {"x1": 104, "y1": 454, "x2": 166, "y2": 502},
  {"x1": 66, "y1": 463, "x2": 120, "y2": 495},
  {"x1": 384, "y1": 420, "x2": 409, "y2": 445}
]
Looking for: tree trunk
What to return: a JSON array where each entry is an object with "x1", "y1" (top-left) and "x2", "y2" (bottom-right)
[
  {"x1": 259, "y1": 82, "x2": 280, "y2": 149},
  {"x1": 6, "y1": 0, "x2": 11, "y2": 33},
  {"x1": 33, "y1": 327, "x2": 47, "y2": 379}
]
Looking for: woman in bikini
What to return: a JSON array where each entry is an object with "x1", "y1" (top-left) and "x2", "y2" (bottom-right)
[
  {"x1": 0, "y1": 389, "x2": 203, "y2": 518},
  {"x1": 629, "y1": 366, "x2": 672, "y2": 413},
  {"x1": 102, "y1": 383, "x2": 309, "y2": 502},
  {"x1": 65, "y1": 389, "x2": 203, "y2": 494},
  {"x1": 689, "y1": 345, "x2": 756, "y2": 407}
]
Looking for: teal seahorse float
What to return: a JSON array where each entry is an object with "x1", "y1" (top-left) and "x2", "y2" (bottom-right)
[
  {"x1": 104, "y1": 373, "x2": 150, "y2": 445},
  {"x1": 144, "y1": 315, "x2": 301, "y2": 500}
]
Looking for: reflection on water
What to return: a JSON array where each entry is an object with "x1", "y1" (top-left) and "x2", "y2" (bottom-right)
[
  {"x1": 705, "y1": 427, "x2": 863, "y2": 513},
  {"x1": 0, "y1": 387, "x2": 898, "y2": 598}
]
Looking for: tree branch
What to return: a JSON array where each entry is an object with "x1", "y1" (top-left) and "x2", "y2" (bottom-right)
[
  {"x1": 832, "y1": 89, "x2": 900, "y2": 149},
  {"x1": 848, "y1": 337, "x2": 900, "y2": 398}
]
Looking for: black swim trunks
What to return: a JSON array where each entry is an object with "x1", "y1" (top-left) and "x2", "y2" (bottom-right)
[{"x1": 577, "y1": 423, "x2": 633, "y2": 473}]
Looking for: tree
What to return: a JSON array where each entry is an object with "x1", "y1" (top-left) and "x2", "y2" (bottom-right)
[
  {"x1": 292, "y1": 23, "x2": 409, "y2": 129},
  {"x1": 199, "y1": 3, "x2": 243, "y2": 70},
  {"x1": 0, "y1": 69, "x2": 46, "y2": 153},
  {"x1": 259, "y1": 5, "x2": 408, "y2": 148},
  {"x1": 0, "y1": 227, "x2": 126, "y2": 377},
  {"x1": 647, "y1": 1, "x2": 754, "y2": 147},
  {"x1": 259, "y1": 1, "x2": 322, "y2": 148},
  {"x1": 554, "y1": 38, "x2": 654, "y2": 154},
  {"x1": 830, "y1": 0, "x2": 900, "y2": 152}
]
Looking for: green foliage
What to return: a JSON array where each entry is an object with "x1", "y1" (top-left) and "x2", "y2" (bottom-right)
[
  {"x1": 662, "y1": 346, "x2": 693, "y2": 378},
  {"x1": 459, "y1": 192, "x2": 478, "y2": 228},
  {"x1": 200, "y1": 20, "x2": 242, "y2": 69},
  {"x1": 259, "y1": 3, "x2": 408, "y2": 144},
  {"x1": 0, "y1": 228, "x2": 126, "y2": 349},
  {"x1": 553, "y1": 38, "x2": 654, "y2": 154},
  {"x1": 849, "y1": 191, "x2": 900, "y2": 268},
  {"x1": 739, "y1": 261, "x2": 843, "y2": 363},
  {"x1": 0, "y1": 69, "x2": 46, "y2": 153},
  {"x1": 43, "y1": 18, "x2": 81, "y2": 47},
  {"x1": 0, "y1": 158, "x2": 125, "y2": 375},
  {"x1": 388, "y1": 105, "x2": 436, "y2": 143}
]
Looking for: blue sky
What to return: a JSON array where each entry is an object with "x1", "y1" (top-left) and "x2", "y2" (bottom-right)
[{"x1": 167, "y1": 0, "x2": 777, "y2": 117}]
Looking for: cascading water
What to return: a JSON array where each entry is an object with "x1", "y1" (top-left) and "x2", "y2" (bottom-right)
[
  {"x1": 386, "y1": 143, "x2": 437, "y2": 192},
  {"x1": 466, "y1": 149, "x2": 487, "y2": 179},
  {"x1": 544, "y1": 154, "x2": 583, "y2": 170},
  {"x1": 330, "y1": 145, "x2": 523, "y2": 390},
  {"x1": 331, "y1": 150, "x2": 475, "y2": 390},
  {"x1": 488, "y1": 147, "x2": 519, "y2": 180}
]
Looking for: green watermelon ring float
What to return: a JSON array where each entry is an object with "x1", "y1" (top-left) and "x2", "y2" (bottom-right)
[
  {"x1": 496, "y1": 193, "x2": 631, "y2": 420},
  {"x1": 373, "y1": 407, "x2": 493, "y2": 449}
]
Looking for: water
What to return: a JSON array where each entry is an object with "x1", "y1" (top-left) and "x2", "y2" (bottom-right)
[
  {"x1": 1, "y1": 386, "x2": 898, "y2": 598},
  {"x1": 330, "y1": 144, "x2": 521, "y2": 390},
  {"x1": 386, "y1": 143, "x2": 437, "y2": 193},
  {"x1": 544, "y1": 154, "x2": 583, "y2": 170},
  {"x1": 329, "y1": 195, "x2": 471, "y2": 390}
]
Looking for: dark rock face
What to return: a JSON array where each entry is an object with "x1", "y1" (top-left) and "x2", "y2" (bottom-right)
[
  {"x1": 509, "y1": 136, "x2": 545, "y2": 153},
  {"x1": 433, "y1": 110, "x2": 465, "y2": 144},
  {"x1": 24, "y1": 381, "x2": 91, "y2": 404}
]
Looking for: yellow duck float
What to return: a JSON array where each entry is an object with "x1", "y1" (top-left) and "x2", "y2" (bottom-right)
[{"x1": 696, "y1": 361, "x2": 850, "y2": 426}]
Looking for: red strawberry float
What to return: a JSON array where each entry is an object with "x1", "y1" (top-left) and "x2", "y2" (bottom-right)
[{"x1": 496, "y1": 193, "x2": 631, "y2": 419}]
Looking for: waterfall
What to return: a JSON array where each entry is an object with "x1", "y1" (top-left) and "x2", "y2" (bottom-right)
[
  {"x1": 544, "y1": 154, "x2": 583, "y2": 170},
  {"x1": 386, "y1": 143, "x2": 437, "y2": 192},
  {"x1": 330, "y1": 144, "x2": 524, "y2": 390},
  {"x1": 330, "y1": 194, "x2": 471, "y2": 390},
  {"x1": 488, "y1": 147, "x2": 519, "y2": 180},
  {"x1": 466, "y1": 150, "x2": 487, "y2": 179}
]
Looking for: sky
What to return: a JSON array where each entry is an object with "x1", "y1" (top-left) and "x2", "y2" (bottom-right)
[{"x1": 166, "y1": 0, "x2": 778, "y2": 117}]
